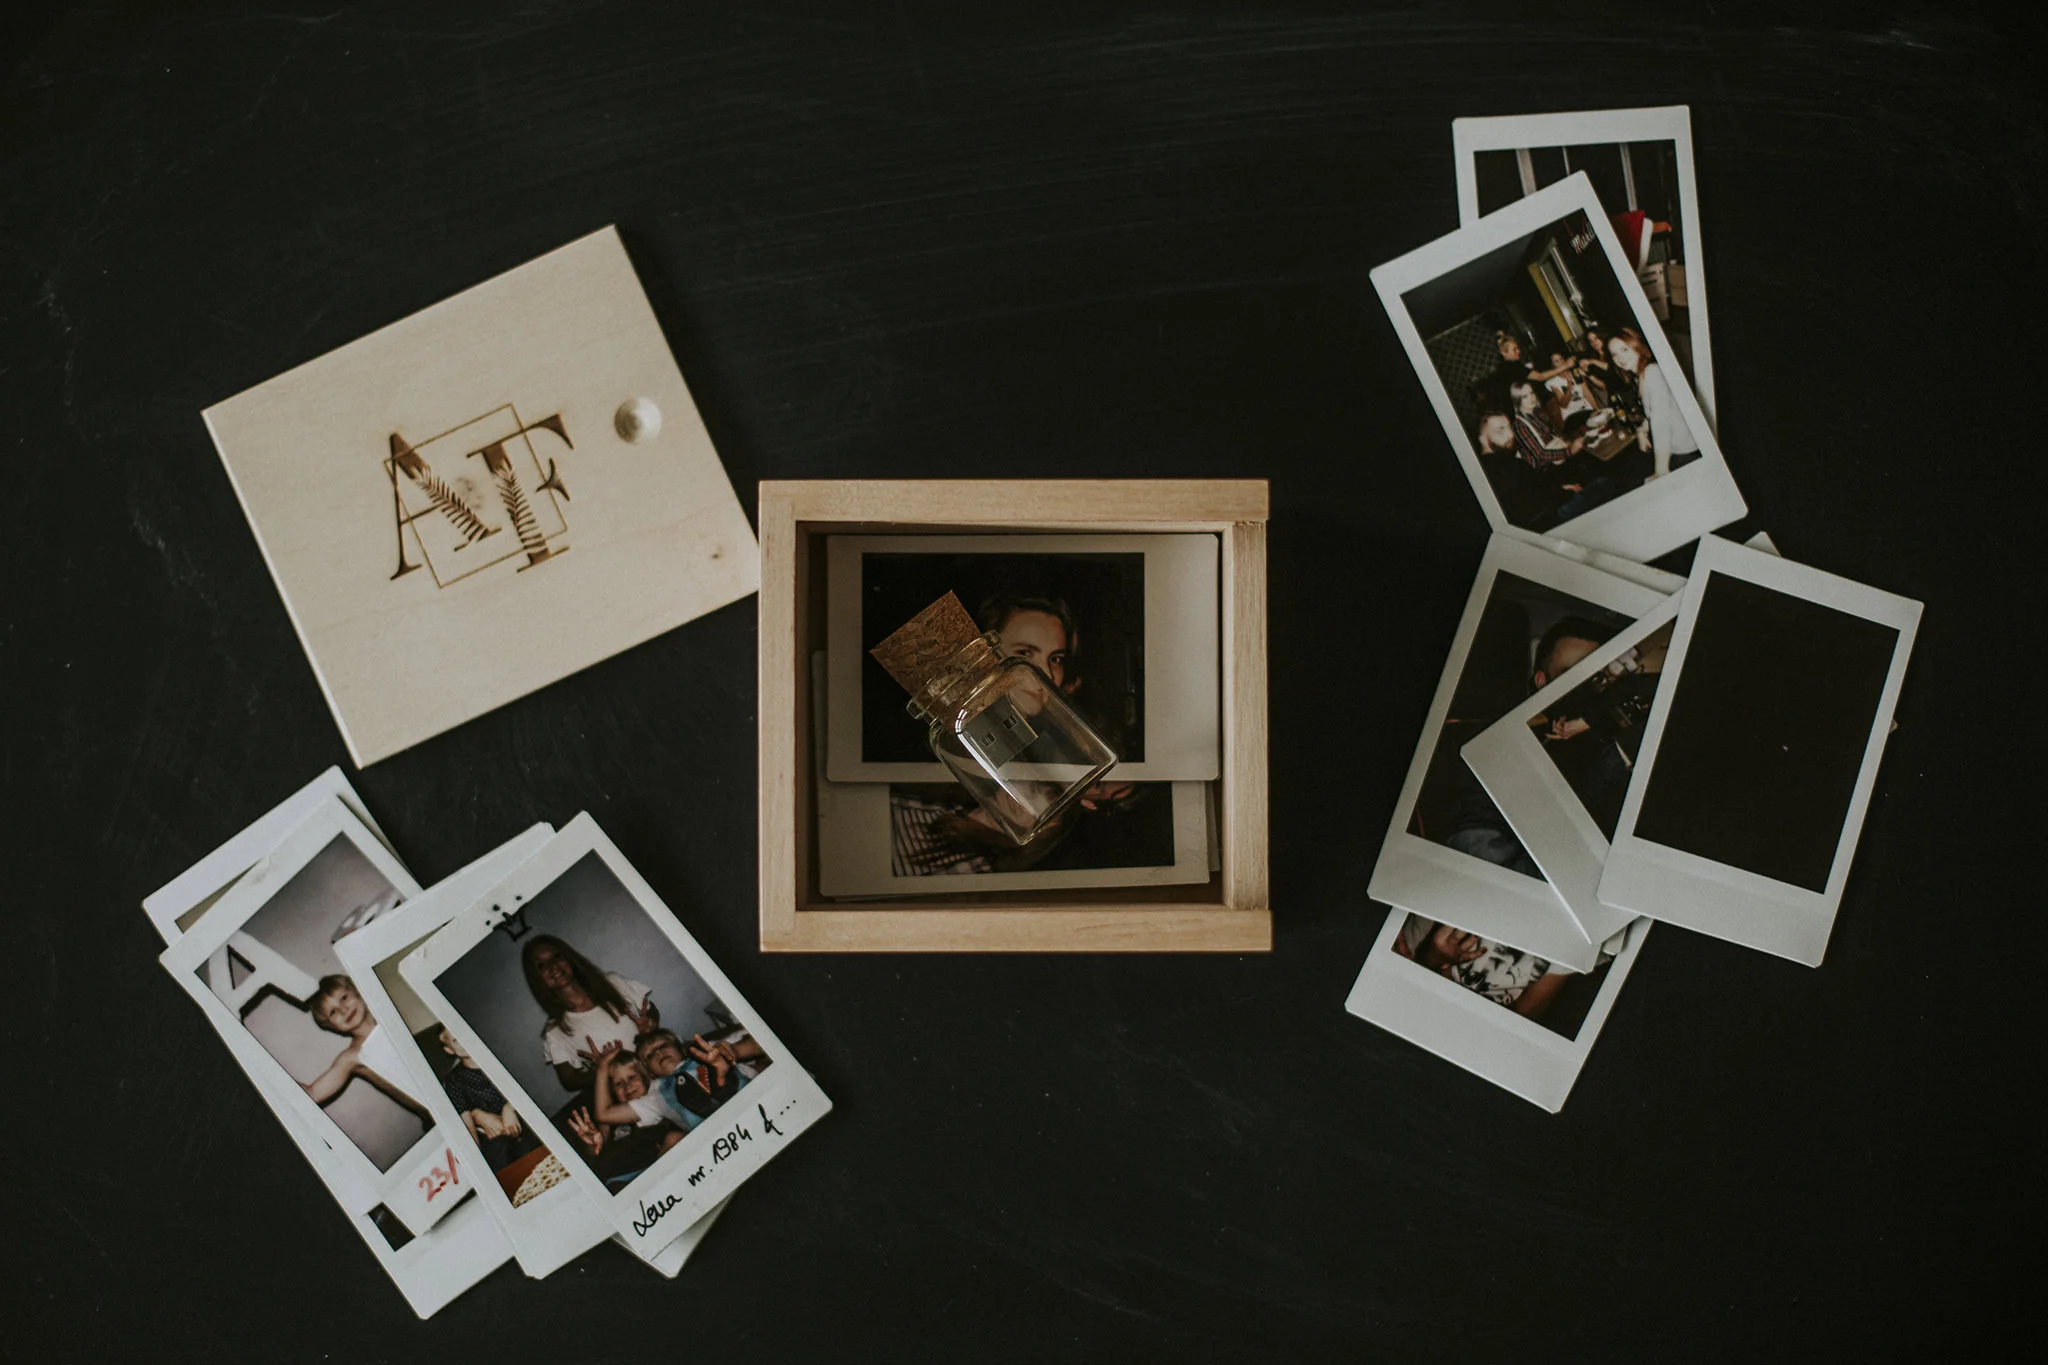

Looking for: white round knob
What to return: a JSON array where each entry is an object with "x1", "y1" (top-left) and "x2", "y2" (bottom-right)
[{"x1": 615, "y1": 397, "x2": 662, "y2": 443}]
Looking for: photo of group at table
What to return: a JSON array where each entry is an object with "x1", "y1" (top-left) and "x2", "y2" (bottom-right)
[
  {"x1": 1404, "y1": 206, "x2": 1702, "y2": 534},
  {"x1": 431, "y1": 852, "x2": 772, "y2": 1197},
  {"x1": 1390, "y1": 913, "x2": 1613, "y2": 1041}
]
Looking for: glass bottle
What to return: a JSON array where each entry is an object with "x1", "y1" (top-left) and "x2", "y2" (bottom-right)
[{"x1": 905, "y1": 631, "x2": 1119, "y2": 845}]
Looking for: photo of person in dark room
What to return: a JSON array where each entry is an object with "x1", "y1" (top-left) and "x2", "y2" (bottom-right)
[
  {"x1": 1528, "y1": 621, "x2": 1675, "y2": 840},
  {"x1": 1406, "y1": 574, "x2": 1633, "y2": 879},
  {"x1": 1402, "y1": 206, "x2": 1702, "y2": 534},
  {"x1": 1471, "y1": 135, "x2": 1704, "y2": 400}
]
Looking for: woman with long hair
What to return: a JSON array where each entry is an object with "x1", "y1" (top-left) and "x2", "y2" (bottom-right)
[
  {"x1": 522, "y1": 935, "x2": 660, "y2": 1091},
  {"x1": 1605, "y1": 334, "x2": 1700, "y2": 478}
]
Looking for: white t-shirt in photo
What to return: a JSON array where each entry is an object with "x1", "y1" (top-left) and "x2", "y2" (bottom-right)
[
  {"x1": 356, "y1": 1023, "x2": 416, "y2": 1101},
  {"x1": 539, "y1": 973, "x2": 655, "y2": 1072}
]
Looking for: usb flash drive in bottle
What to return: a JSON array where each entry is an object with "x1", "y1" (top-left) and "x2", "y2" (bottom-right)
[{"x1": 870, "y1": 592, "x2": 1119, "y2": 845}]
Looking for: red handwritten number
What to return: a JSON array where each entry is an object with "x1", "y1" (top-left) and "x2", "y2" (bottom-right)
[{"x1": 418, "y1": 1147, "x2": 463, "y2": 1201}]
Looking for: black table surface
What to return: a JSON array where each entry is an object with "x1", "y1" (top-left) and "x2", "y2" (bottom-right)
[{"x1": 5, "y1": 4, "x2": 2037, "y2": 1359}]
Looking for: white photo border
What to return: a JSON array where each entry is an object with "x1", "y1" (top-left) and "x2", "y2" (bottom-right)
[
  {"x1": 1597, "y1": 536, "x2": 1922, "y2": 966},
  {"x1": 144, "y1": 796, "x2": 510, "y2": 1318},
  {"x1": 1370, "y1": 172, "x2": 1745, "y2": 562},
  {"x1": 159, "y1": 798, "x2": 455, "y2": 1230},
  {"x1": 141, "y1": 766, "x2": 396, "y2": 945},
  {"x1": 1344, "y1": 907, "x2": 1650, "y2": 1113},
  {"x1": 404, "y1": 813, "x2": 832, "y2": 1252},
  {"x1": 331, "y1": 824, "x2": 608, "y2": 1271},
  {"x1": 1451, "y1": 105, "x2": 1715, "y2": 428},
  {"x1": 1462, "y1": 595, "x2": 1683, "y2": 948},
  {"x1": 1367, "y1": 534, "x2": 1672, "y2": 971},
  {"x1": 824, "y1": 532, "x2": 1222, "y2": 783}
]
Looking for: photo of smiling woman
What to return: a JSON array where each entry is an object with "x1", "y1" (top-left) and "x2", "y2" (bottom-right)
[
  {"x1": 433, "y1": 852, "x2": 774, "y2": 1195},
  {"x1": 522, "y1": 935, "x2": 659, "y2": 1093}
]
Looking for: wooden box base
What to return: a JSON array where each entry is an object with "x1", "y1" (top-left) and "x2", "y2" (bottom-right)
[{"x1": 757, "y1": 480, "x2": 1270, "y2": 952}]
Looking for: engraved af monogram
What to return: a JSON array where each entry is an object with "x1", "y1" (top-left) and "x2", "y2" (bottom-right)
[{"x1": 386, "y1": 404, "x2": 577, "y2": 586}]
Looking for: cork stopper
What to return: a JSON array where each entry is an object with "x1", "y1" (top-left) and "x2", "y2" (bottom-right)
[{"x1": 870, "y1": 591, "x2": 984, "y2": 696}]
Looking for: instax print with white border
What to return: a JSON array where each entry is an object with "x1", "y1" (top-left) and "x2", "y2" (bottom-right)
[
  {"x1": 1367, "y1": 534, "x2": 1672, "y2": 972},
  {"x1": 338, "y1": 824, "x2": 726, "y2": 1280},
  {"x1": 333, "y1": 822, "x2": 607, "y2": 1276},
  {"x1": 1452, "y1": 105, "x2": 1716, "y2": 427},
  {"x1": 404, "y1": 813, "x2": 831, "y2": 1254},
  {"x1": 144, "y1": 791, "x2": 510, "y2": 1317},
  {"x1": 1345, "y1": 908, "x2": 1649, "y2": 1113},
  {"x1": 159, "y1": 798, "x2": 459, "y2": 1235},
  {"x1": 1462, "y1": 534, "x2": 1779, "y2": 943},
  {"x1": 142, "y1": 766, "x2": 397, "y2": 945},
  {"x1": 1461, "y1": 595, "x2": 1682, "y2": 948},
  {"x1": 1371, "y1": 172, "x2": 1745, "y2": 563},
  {"x1": 1596, "y1": 536, "x2": 1922, "y2": 966}
]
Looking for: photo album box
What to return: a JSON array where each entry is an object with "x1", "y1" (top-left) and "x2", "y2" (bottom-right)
[
  {"x1": 202, "y1": 227, "x2": 760, "y2": 766},
  {"x1": 758, "y1": 480, "x2": 1270, "y2": 953}
]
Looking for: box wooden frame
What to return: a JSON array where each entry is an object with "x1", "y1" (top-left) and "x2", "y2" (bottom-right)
[{"x1": 758, "y1": 479, "x2": 1270, "y2": 953}]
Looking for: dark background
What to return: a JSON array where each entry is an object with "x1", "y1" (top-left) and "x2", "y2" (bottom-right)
[{"x1": 4, "y1": 3, "x2": 2036, "y2": 1359}]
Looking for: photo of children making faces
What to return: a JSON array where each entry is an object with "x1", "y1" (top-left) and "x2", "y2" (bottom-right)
[{"x1": 430, "y1": 852, "x2": 771, "y2": 1195}]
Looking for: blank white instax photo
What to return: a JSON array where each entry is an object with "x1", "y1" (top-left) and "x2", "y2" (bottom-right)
[
  {"x1": 1596, "y1": 536, "x2": 1922, "y2": 966},
  {"x1": 1371, "y1": 172, "x2": 1744, "y2": 562},
  {"x1": 1452, "y1": 105, "x2": 1716, "y2": 427},
  {"x1": 1367, "y1": 534, "x2": 1672, "y2": 972}
]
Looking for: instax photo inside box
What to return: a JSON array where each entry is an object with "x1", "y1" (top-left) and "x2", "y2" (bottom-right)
[{"x1": 825, "y1": 533, "x2": 1221, "y2": 784}]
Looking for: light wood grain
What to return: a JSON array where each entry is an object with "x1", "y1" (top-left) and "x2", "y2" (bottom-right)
[
  {"x1": 760, "y1": 906, "x2": 1271, "y2": 954},
  {"x1": 757, "y1": 479, "x2": 1270, "y2": 952},
  {"x1": 203, "y1": 228, "x2": 760, "y2": 765},
  {"x1": 1221, "y1": 520, "x2": 1271, "y2": 912},
  {"x1": 766, "y1": 478, "x2": 1267, "y2": 527}
]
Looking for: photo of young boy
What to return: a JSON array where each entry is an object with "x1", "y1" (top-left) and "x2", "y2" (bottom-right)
[{"x1": 303, "y1": 974, "x2": 432, "y2": 1125}]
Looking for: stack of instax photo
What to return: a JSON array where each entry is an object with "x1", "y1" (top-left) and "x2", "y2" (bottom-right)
[
  {"x1": 813, "y1": 535, "x2": 1222, "y2": 899},
  {"x1": 144, "y1": 769, "x2": 831, "y2": 1317},
  {"x1": 1343, "y1": 107, "x2": 1923, "y2": 1111}
]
